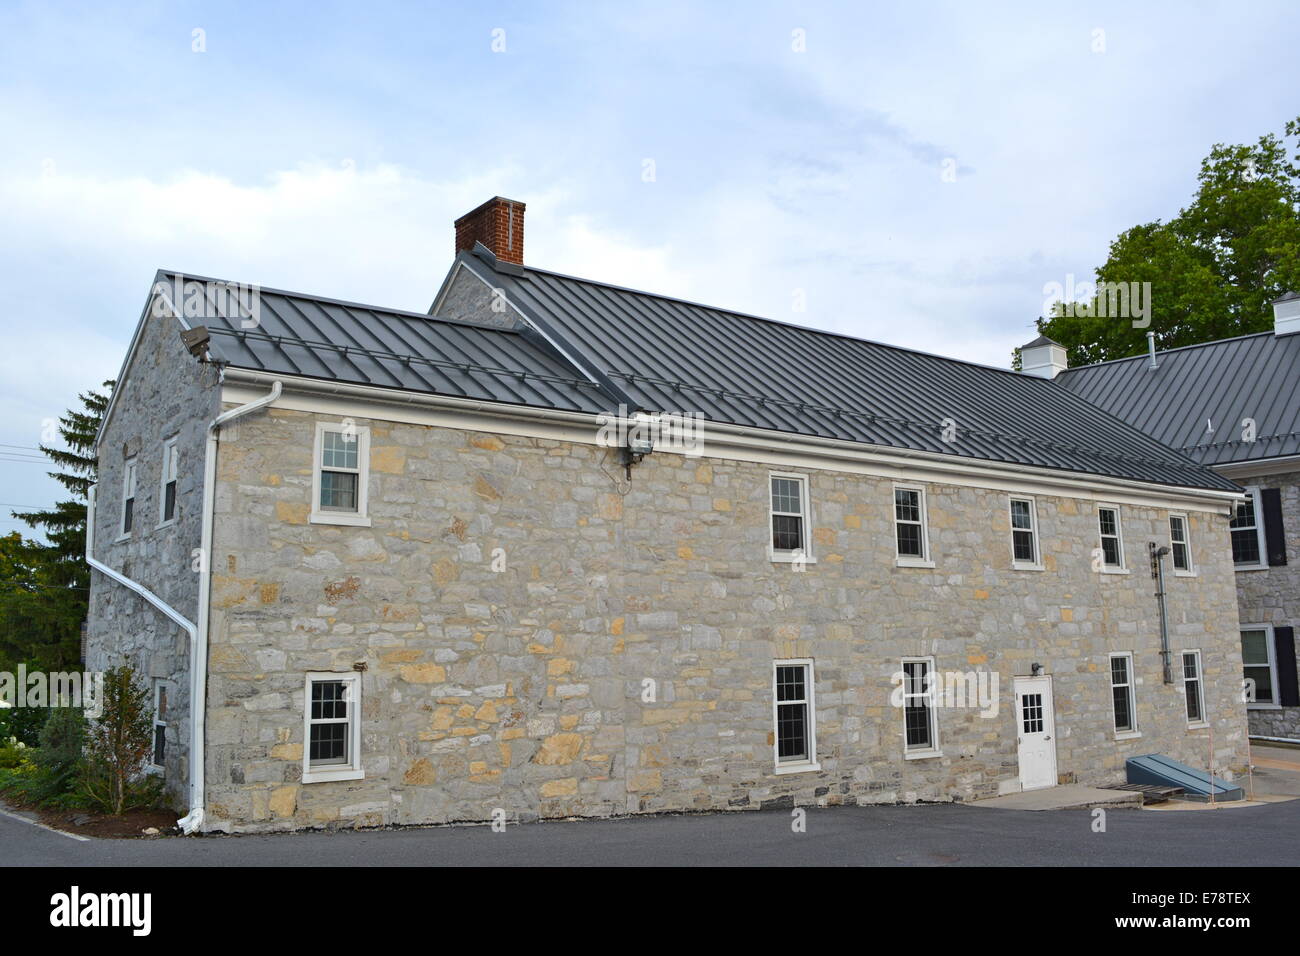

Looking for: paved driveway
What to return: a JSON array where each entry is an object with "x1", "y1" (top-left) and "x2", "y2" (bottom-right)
[{"x1": 3, "y1": 796, "x2": 1298, "y2": 867}]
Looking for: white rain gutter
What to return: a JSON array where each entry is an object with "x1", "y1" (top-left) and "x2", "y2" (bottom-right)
[
  {"x1": 176, "y1": 378, "x2": 282, "y2": 835},
  {"x1": 1251, "y1": 735, "x2": 1300, "y2": 746}
]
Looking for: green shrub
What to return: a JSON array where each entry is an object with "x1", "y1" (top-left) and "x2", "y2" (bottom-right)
[
  {"x1": 29, "y1": 707, "x2": 86, "y2": 804},
  {"x1": 79, "y1": 664, "x2": 160, "y2": 815},
  {"x1": 0, "y1": 703, "x2": 46, "y2": 747}
]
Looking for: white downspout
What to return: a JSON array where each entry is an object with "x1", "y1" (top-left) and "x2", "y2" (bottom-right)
[{"x1": 177, "y1": 379, "x2": 282, "y2": 835}]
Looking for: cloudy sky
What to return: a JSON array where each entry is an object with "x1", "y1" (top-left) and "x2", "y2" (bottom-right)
[{"x1": 2, "y1": 0, "x2": 1297, "y2": 529}]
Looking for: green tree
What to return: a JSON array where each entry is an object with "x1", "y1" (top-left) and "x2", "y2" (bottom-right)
[
  {"x1": 1037, "y1": 117, "x2": 1300, "y2": 366},
  {"x1": 0, "y1": 383, "x2": 111, "y2": 670},
  {"x1": 80, "y1": 664, "x2": 158, "y2": 815}
]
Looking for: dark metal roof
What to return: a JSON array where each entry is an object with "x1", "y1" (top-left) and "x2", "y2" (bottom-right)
[
  {"x1": 453, "y1": 254, "x2": 1237, "y2": 491},
  {"x1": 1058, "y1": 331, "x2": 1300, "y2": 468},
  {"x1": 169, "y1": 272, "x2": 610, "y2": 414}
]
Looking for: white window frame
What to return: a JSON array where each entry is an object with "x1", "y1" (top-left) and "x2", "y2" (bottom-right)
[
  {"x1": 1230, "y1": 487, "x2": 1268, "y2": 571},
  {"x1": 1009, "y1": 495, "x2": 1042, "y2": 570},
  {"x1": 148, "y1": 679, "x2": 169, "y2": 774},
  {"x1": 771, "y1": 659, "x2": 819, "y2": 774},
  {"x1": 1108, "y1": 651, "x2": 1140, "y2": 739},
  {"x1": 157, "y1": 437, "x2": 179, "y2": 528},
  {"x1": 310, "y1": 422, "x2": 372, "y2": 527},
  {"x1": 302, "y1": 671, "x2": 365, "y2": 784},
  {"x1": 1096, "y1": 504, "x2": 1127, "y2": 573},
  {"x1": 119, "y1": 456, "x2": 137, "y2": 539},
  {"x1": 1240, "y1": 624, "x2": 1279, "y2": 710},
  {"x1": 1180, "y1": 649, "x2": 1207, "y2": 729},
  {"x1": 892, "y1": 483, "x2": 934, "y2": 568},
  {"x1": 1168, "y1": 512, "x2": 1194, "y2": 576},
  {"x1": 901, "y1": 656, "x2": 942, "y2": 758},
  {"x1": 767, "y1": 472, "x2": 814, "y2": 565}
]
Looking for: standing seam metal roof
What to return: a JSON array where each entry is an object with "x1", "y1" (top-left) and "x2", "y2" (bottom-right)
[
  {"x1": 460, "y1": 255, "x2": 1237, "y2": 491},
  {"x1": 1057, "y1": 332, "x2": 1300, "y2": 468}
]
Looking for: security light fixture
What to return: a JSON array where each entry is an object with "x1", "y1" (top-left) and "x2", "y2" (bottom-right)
[
  {"x1": 180, "y1": 325, "x2": 211, "y2": 359},
  {"x1": 1031, "y1": 662, "x2": 1043, "y2": 676}
]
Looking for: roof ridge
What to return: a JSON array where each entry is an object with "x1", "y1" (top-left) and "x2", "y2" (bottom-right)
[
  {"x1": 518, "y1": 263, "x2": 1045, "y2": 383},
  {"x1": 154, "y1": 268, "x2": 517, "y2": 331},
  {"x1": 1060, "y1": 330, "x2": 1276, "y2": 374}
]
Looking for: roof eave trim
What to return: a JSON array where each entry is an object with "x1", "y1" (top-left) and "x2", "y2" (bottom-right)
[{"x1": 221, "y1": 366, "x2": 1244, "y2": 511}]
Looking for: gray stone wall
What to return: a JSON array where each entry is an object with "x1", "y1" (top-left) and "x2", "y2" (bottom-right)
[
  {"x1": 202, "y1": 404, "x2": 1250, "y2": 831},
  {"x1": 1236, "y1": 470, "x2": 1300, "y2": 739},
  {"x1": 432, "y1": 263, "x2": 520, "y2": 330},
  {"x1": 85, "y1": 306, "x2": 219, "y2": 808}
]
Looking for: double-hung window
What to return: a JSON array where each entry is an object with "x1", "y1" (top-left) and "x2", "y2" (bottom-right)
[
  {"x1": 1181, "y1": 650, "x2": 1205, "y2": 726},
  {"x1": 1097, "y1": 506, "x2": 1125, "y2": 570},
  {"x1": 150, "y1": 681, "x2": 168, "y2": 771},
  {"x1": 772, "y1": 660, "x2": 818, "y2": 772},
  {"x1": 310, "y1": 422, "x2": 371, "y2": 526},
  {"x1": 159, "y1": 438, "x2": 179, "y2": 525},
  {"x1": 1241, "y1": 626, "x2": 1277, "y2": 707},
  {"x1": 1230, "y1": 488, "x2": 1267, "y2": 569},
  {"x1": 1009, "y1": 496, "x2": 1040, "y2": 568},
  {"x1": 1168, "y1": 513, "x2": 1193, "y2": 574},
  {"x1": 120, "y1": 457, "x2": 137, "y2": 536},
  {"x1": 902, "y1": 658, "x2": 939, "y2": 756},
  {"x1": 1109, "y1": 652, "x2": 1138, "y2": 736},
  {"x1": 302, "y1": 672, "x2": 364, "y2": 783},
  {"x1": 894, "y1": 485, "x2": 931, "y2": 566},
  {"x1": 769, "y1": 474, "x2": 810, "y2": 562}
]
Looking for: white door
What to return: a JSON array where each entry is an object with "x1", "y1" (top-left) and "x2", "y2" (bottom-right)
[{"x1": 1014, "y1": 676, "x2": 1057, "y2": 791}]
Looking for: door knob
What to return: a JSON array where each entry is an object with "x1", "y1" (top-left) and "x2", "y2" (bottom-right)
[{"x1": 1044, "y1": 735, "x2": 1051, "y2": 740}]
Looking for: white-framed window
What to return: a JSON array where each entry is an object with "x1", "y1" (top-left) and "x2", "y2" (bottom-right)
[
  {"x1": 1009, "y1": 496, "x2": 1041, "y2": 569},
  {"x1": 772, "y1": 659, "x2": 819, "y2": 773},
  {"x1": 1181, "y1": 650, "x2": 1206, "y2": 727},
  {"x1": 158, "y1": 437, "x2": 179, "y2": 526},
  {"x1": 768, "y1": 472, "x2": 813, "y2": 563},
  {"x1": 150, "y1": 680, "x2": 168, "y2": 772},
  {"x1": 1241, "y1": 625, "x2": 1278, "y2": 708},
  {"x1": 302, "y1": 672, "x2": 364, "y2": 783},
  {"x1": 893, "y1": 484, "x2": 932, "y2": 567},
  {"x1": 120, "y1": 456, "x2": 137, "y2": 537},
  {"x1": 1109, "y1": 652, "x2": 1139, "y2": 737},
  {"x1": 1168, "y1": 512, "x2": 1193, "y2": 575},
  {"x1": 901, "y1": 657, "x2": 940, "y2": 756},
  {"x1": 310, "y1": 422, "x2": 371, "y2": 527},
  {"x1": 1230, "y1": 488, "x2": 1267, "y2": 569},
  {"x1": 1097, "y1": 505, "x2": 1125, "y2": 571}
]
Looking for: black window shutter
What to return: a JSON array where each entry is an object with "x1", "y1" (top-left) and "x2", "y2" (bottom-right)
[
  {"x1": 1276, "y1": 627, "x2": 1299, "y2": 708},
  {"x1": 1261, "y1": 488, "x2": 1287, "y2": 566}
]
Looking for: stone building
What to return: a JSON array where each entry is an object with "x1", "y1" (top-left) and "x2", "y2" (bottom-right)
[
  {"x1": 1059, "y1": 296, "x2": 1300, "y2": 741},
  {"x1": 87, "y1": 198, "x2": 1251, "y2": 833}
]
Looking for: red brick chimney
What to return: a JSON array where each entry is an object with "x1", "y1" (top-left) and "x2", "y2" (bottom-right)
[{"x1": 454, "y1": 197, "x2": 525, "y2": 265}]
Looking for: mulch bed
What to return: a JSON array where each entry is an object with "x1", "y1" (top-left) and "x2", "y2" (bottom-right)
[{"x1": 2, "y1": 795, "x2": 178, "y2": 838}]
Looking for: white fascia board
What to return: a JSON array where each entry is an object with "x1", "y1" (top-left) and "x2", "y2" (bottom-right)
[
  {"x1": 1213, "y1": 454, "x2": 1300, "y2": 480},
  {"x1": 221, "y1": 368, "x2": 1241, "y2": 515}
]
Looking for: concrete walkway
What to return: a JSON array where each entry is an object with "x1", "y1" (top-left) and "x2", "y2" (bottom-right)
[{"x1": 972, "y1": 784, "x2": 1143, "y2": 811}]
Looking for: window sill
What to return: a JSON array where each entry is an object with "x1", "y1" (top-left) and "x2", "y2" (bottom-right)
[
  {"x1": 1114, "y1": 730, "x2": 1142, "y2": 741},
  {"x1": 904, "y1": 749, "x2": 943, "y2": 761},
  {"x1": 310, "y1": 512, "x2": 372, "y2": 528},
  {"x1": 773, "y1": 761, "x2": 821, "y2": 775},
  {"x1": 1234, "y1": 564, "x2": 1269, "y2": 573},
  {"x1": 1099, "y1": 567, "x2": 1130, "y2": 575},
  {"x1": 895, "y1": 557, "x2": 935, "y2": 569},
  {"x1": 1012, "y1": 562, "x2": 1044, "y2": 572},
  {"x1": 302, "y1": 767, "x2": 365, "y2": 784},
  {"x1": 769, "y1": 551, "x2": 816, "y2": 565},
  {"x1": 1173, "y1": 569, "x2": 1197, "y2": 578},
  {"x1": 1247, "y1": 703, "x2": 1281, "y2": 711},
  {"x1": 1186, "y1": 722, "x2": 1210, "y2": 730},
  {"x1": 114, "y1": 533, "x2": 132, "y2": 543},
  {"x1": 155, "y1": 519, "x2": 177, "y2": 531}
]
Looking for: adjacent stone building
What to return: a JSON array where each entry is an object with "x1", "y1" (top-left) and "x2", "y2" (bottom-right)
[
  {"x1": 1060, "y1": 297, "x2": 1300, "y2": 741},
  {"x1": 87, "y1": 199, "x2": 1253, "y2": 832}
]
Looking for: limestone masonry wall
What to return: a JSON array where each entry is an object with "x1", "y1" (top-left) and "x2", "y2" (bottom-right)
[{"x1": 201, "y1": 404, "x2": 1249, "y2": 831}]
